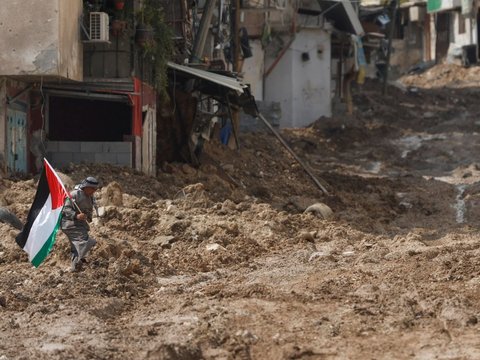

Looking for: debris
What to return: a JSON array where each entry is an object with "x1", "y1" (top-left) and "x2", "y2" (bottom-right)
[
  {"x1": 0, "y1": 207, "x2": 23, "y2": 230},
  {"x1": 308, "y1": 252, "x2": 329, "y2": 262},
  {"x1": 153, "y1": 236, "x2": 176, "y2": 249},
  {"x1": 102, "y1": 181, "x2": 123, "y2": 206},
  {"x1": 304, "y1": 203, "x2": 333, "y2": 219},
  {"x1": 206, "y1": 243, "x2": 225, "y2": 252},
  {"x1": 298, "y1": 231, "x2": 315, "y2": 242}
]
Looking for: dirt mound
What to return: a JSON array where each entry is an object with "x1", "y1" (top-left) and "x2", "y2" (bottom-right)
[
  {"x1": 3, "y1": 78, "x2": 480, "y2": 359},
  {"x1": 401, "y1": 63, "x2": 480, "y2": 89}
]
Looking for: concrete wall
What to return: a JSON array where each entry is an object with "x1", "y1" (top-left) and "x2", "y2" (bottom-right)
[
  {"x1": 390, "y1": 22, "x2": 424, "y2": 75},
  {"x1": 46, "y1": 141, "x2": 132, "y2": 169},
  {"x1": 265, "y1": 29, "x2": 331, "y2": 128},
  {"x1": 58, "y1": 0, "x2": 83, "y2": 81},
  {"x1": 265, "y1": 38, "x2": 293, "y2": 127},
  {"x1": 447, "y1": 13, "x2": 477, "y2": 62},
  {"x1": 0, "y1": 0, "x2": 82, "y2": 80},
  {"x1": 83, "y1": 32, "x2": 132, "y2": 78},
  {"x1": 241, "y1": 40, "x2": 264, "y2": 100}
]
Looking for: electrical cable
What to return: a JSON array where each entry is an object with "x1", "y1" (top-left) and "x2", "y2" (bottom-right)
[{"x1": 39, "y1": 76, "x2": 47, "y2": 157}]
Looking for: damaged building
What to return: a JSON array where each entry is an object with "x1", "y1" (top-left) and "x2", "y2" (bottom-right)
[
  {"x1": 0, "y1": 0, "x2": 365, "y2": 175},
  {"x1": 359, "y1": 0, "x2": 479, "y2": 80},
  {"x1": 0, "y1": 0, "x2": 157, "y2": 175}
]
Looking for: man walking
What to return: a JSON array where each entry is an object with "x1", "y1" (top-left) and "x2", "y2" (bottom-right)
[{"x1": 61, "y1": 176, "x2": 99, "y2": 272}]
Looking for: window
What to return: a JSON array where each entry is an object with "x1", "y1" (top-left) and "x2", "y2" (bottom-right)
[{"x1": 458, "y1": 14, "x2": 466, "y2": 34}]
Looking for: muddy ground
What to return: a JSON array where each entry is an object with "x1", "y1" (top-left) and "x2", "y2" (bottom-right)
[{"x1": 2, "y1": 64, "x2": 480, "y2": 359}]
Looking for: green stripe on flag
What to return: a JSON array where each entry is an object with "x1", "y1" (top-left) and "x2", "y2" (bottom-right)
[{"x1": 31, "y1": 214, "x2": 63, "y2": 268}]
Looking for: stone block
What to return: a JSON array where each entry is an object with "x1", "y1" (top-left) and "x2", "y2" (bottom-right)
[
  {"x1": 81, "y1": 142, "x2": 103, "y2": 153},
  {"x1": 116, "y1": 153, "x2": 132, "y2": 166},
  {"x1": 45, "y1": 141, "x2": 58, "y2": 152},
  {"x1": 94, "y1": 152, "x2": 117, "y2": 164},
  {"x1": 58, "y1": 141, "x2": 81, "y2": 152},
  {"x1": 103, "y1": 142, "x2": 131, "y2": 153},
  {"x1": 73, "y1": 152, "x2": 95, "y2": 163}
]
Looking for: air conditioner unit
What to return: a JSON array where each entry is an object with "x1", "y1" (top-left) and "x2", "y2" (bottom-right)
[{"x1": 89, "y1": 12, "x2": 109, "y2": 42}]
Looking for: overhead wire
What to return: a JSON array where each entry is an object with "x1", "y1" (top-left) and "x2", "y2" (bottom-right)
[{"x1": 39, "y1": 76, "x2": 47, "y2": 157}]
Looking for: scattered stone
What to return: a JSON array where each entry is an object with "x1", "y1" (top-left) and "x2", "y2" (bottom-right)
[
  {"x1": 308, "y1": 252, "x2": 329, "y2": 262},
  {"x1": 236, "y1": 329, "x2": 258, "y2": 343},
  {"x1": 181, "y1": 164, "x2": 197, "y2": 176},
  {"x1": 102, "y1": 182, "x2": 123, "y2": 206},
  {"x1": 97, "y1": 206, "x2": 106, "y2": 218},
  {"x1": 182, "y1": 183, "x2": 204, "y2": 194},
  {"x1": 399, "y1": 201, "x2": 413, "y2": 209},
  {"x1": 221, "y1": 199, "x2": 236, "y2": 212},
  {"x1": 146, "y1": 343, "x2": 203, "y2": 360},
  {"x1": 153, "y1": 236, "x2": 176, "y2": 249},
  {"x1": 0, "y1": 208, "x2": 23, "y2": 230},
  {"x1": 147, "y1": 327, "x2": 158, "y2": 336},
  {"x1": 304, "y1": 203, "x2": 333, "y2": 219},
  {"x1": 206, "y1": 243, "x2": 225, "y2": 252},
  {"x1": 0, "y1": 295, "x2": 6, "y2": 307},
  {"x1": 342, "y1": 251, "x2": 355, "y2": 257},
  {"x1": 175, "y1": 212, "x2": 186, "y2": 219},
  {"x1": 298, "y1": 231, "x2": 315, "y2": 242}
]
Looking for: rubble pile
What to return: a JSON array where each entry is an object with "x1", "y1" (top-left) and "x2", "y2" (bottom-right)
[{"x1": 2, "y1": 69, "x2": 480, "y2": 359}]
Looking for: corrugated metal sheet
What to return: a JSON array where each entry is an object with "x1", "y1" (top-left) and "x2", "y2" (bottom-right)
[
  {"x1": 45, "y1": 78, "x2": 135, "y2": 93},
  {"x1": 318, "y1": 0, "x2": 364, "y2": 35},
  {"x1": 167, "y1": 62, "x2": 247, "y2": 94}
]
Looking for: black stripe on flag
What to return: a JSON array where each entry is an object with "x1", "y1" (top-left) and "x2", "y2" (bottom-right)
[{"x1": 15, "y1": 166, "x2": 50, "y2": 249}]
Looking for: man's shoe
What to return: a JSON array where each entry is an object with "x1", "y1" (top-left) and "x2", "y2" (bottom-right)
[{"x1": 70, "y1": 257, "x2": 81, "y2": 272}]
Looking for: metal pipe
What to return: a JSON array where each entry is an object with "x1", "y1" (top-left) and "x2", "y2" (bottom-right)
[
  {"x1": 256, "y1": 113, "x2": 329, "y2": 195},
  {"x1": 263, "y1": 37, "x2": 295, "y2": 79},
  {"x1": 191, "y1": 0, "x2": 217, "y2": 63}
]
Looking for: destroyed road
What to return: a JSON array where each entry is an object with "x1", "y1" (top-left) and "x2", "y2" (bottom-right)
[{"x1": 2, "y1": 67, "x2": 480, "y2": 359}]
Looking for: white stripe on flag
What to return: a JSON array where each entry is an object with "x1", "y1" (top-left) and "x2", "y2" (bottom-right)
[{"x1": 23, "y1": 195, "x2": 62, "y2": 262}]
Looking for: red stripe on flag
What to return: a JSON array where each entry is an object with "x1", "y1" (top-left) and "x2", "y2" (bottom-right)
[{"x1": 44, "y1": 159, "x2": 68, "y2": 210}]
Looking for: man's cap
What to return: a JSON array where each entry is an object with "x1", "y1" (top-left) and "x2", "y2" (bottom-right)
[{"x1": 80, "y1": 176, "x2": 99, "y2": 189}]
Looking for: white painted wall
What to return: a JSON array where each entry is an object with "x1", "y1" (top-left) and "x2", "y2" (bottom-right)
[
  {"x1": 241, "y1": 40, "x2": 264, "y2": 101},
  {"x1": 0, "y1": 0, "x2": 83, "y2": 80},
  {"x1": 453, "y1": 13, "x2": 477, "y2": 45},
  {"x1": 429, "y1": 15, "x2": 437, "y2": 62},
  {"x1": 265, "y1": 29, "x2": 331, "y2": 128},
  {"x1": 448, "y1": 13, "x2": 477, "y2": 61}
]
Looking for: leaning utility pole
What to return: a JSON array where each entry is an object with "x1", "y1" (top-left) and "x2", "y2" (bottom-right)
[
  {"x1": 190, "y1": 0, "x2": 217, "y2": 63},
  {"x1": 229, "y1": 0, "x2": 241, "y2": 150}
]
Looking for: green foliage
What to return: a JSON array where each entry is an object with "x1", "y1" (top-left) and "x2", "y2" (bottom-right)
[{"x1": 137, "y1": 0, "x2": 173, "y2": 98}]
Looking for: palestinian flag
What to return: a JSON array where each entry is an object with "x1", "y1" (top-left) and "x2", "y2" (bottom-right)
[{"x1": 16, "y1": 159, "x2": 69, "y2": 267}]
